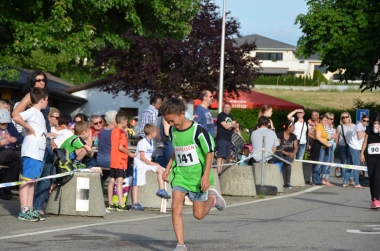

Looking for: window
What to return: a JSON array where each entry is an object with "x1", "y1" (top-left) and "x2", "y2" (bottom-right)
[
  {"x1": 314, "y1": 65, "x2": 327, "y2": 73},
  {"x1": 256, "y1": 52, "x2": 283, "y2": 61}
]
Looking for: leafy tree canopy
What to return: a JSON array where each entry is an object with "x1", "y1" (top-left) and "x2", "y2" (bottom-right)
[
  {"x1": 295, "y1": 0, "x2": 380, "y2": 91},
  {"x1": 95, "y1": 0, "x2": 259, "y2": 100},
  {"x1": 0, "y1": 0, "x2": 200, "y2": 80}
]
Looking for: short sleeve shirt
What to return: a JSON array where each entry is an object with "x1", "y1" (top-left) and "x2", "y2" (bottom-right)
[
  {"x1": 251, "y1": 128, "x2": 279, "y2": 162},
  {"x1": 365, "y1": 126, "x2": 380, "y2": 160},
  {"x1": 134, "y1": 137, "x2": 154, "y2": 166},
  {"x1": 348, "y1": 122, "x2": 366, "y2": 150},
  {"x1": 53, "y1": 128, "x2": 74, "y2": 148},
  {"x1": 216, "y1": 112, "x2": 235, "y2": 141},
  {"x1": 60, "y1": 135, "x2": 86, "y2": 154},
  {"x1": 337, "y1": 124, "x2": 356, "y2": 146},
  {"x1": 277, "y1": 131, "x2": 297, "y2": 153},
  {"x1": 110, "y1": 128, "x2": 128, "y2": 170},
  {"x1": 20, "y1": 107, "x2": 47, "y2": 161},
  {"x1": 194, "y1": 106, "x2": 215, "y2": 138}
]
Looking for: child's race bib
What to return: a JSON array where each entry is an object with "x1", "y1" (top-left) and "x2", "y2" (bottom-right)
[
  {"x1": 368, "y1": 143, "x2": 380, "y2": 155},
  {"x1": 174, "y1": 144, "x2": 200, "y2": 167}
]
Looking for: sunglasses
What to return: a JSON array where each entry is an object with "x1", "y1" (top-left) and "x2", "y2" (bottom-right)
[
  {"x1": 74, "y1": 120, "x2": 81, "y2": 123},
  {"x1": 329, "y1": 118, "x2": 334, "y2": 120},
  {"x1": 362, "y1": 120, "x2": 369, "y2": 122},
  {"x1": 342, "y1": 116, "x2": 349, "y2": 119},
  {"x1": 93, "y1": 122, "x2": 103, "y2": 125},
  {"x1": 51, "y1": 116, "x2": 59, "y2": 119},
  {"x1": 35, "y1": 78, "x2": 46, "y2": 83}
]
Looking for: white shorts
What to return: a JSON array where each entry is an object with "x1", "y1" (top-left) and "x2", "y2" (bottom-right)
[{"x1": 133, "y1": 164, "x2": 159, "y2": 186}]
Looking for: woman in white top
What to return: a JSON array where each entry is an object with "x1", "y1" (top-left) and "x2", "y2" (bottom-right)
[
  {"x1": 336, "y1": 112, "x2": 356, "y2": 187},
  {"x1": 347, "y1": 115, "x2": 368, "y2": 188},
  {"x1": 287, "y1": 108, "x2": 308, "y2": 160}
]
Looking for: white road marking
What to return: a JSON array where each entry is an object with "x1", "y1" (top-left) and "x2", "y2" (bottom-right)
[{"x1": 0, "y1": 186, "x2": 323, "y2": 240}]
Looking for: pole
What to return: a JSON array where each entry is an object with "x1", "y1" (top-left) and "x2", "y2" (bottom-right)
[
  {"x1": 218, "y1": 0, "x2": 227, "y2": 113},
  {"x1": 261, "y1": 136, "x2": 265, "y2": 186}
]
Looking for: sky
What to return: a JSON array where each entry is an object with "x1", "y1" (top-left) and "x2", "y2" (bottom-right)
[{"x1": 213, "y1": 0, "x2": 309, "y2": 46}]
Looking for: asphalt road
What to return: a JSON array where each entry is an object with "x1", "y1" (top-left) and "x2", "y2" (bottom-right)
[{"x1": 0, "y1": 174, "x2": 379, "y2": 251}]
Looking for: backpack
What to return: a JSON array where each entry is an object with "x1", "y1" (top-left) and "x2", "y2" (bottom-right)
[{"x1": 52, "y1": 148, "x2": 75, "y2": 186}]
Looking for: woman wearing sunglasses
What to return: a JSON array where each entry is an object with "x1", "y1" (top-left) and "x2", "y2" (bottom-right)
[
  {"x1": 360, "y1": 113, "x2": 380, "y2": 209},
  {"x1": 347, "y1": 115, "x2": 368, "y2": 188},
  {"x1": 336, "y1": 112, "x2": 356, "y2": 187}
]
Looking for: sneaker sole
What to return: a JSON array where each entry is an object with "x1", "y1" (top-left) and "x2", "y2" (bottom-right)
[
  {"x1": 209, "y1": 189, "x2": 226, "y2": 211},
  {"x1": 18, "y1": 217, "x2": 39, "y2": 222}
]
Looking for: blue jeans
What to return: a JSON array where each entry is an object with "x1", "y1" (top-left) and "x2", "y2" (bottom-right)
[
  {"x1": 312, "y1": 147, "x2": 326, "y2": 184},
  {"x1": 321, "y1": 142, "x2": 336, "y2": 179},
  {"x1": 338, "y1": 145, "x2": 352, "y2": 181},
  {"x1": 345, "y1": 146, "x2": 360, "y2": 186},
  {"x1": 33, "y1": 139, "x2": 54, "y2": 212},
  {"x1": 296, "y1": 144, "x2": 306, "y2": 160}
]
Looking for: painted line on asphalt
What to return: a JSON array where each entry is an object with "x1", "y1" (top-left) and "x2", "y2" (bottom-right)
[{"x1": 0, "y1": 186, "x2": 323, "y2": 240}]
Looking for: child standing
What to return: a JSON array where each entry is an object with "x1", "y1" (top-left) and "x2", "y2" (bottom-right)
[
  {"x1": 161, "y1": 98, "x2": 226, "y2": 251},
  {"x1": 60, "y1": 121, "x2": 92, "y2": 169},
  {"x1": 132, "y1": 124, "x2": 171, "y2": 211},
  {"x1": 12, "y1": 88, "x2": 49, "y2": 222},
  {"x1": 107, "y1": 111, "x2": 136, "y2": 211}
]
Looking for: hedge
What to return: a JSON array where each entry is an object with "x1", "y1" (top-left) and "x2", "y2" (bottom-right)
[{"x1": 254, "y1": 70, "x2": 328, "y2": 86}]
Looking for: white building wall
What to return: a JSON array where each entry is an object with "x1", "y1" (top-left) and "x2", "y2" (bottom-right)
[{"x1": 69, "y1": 87, "x2": 151, "y2": 117}]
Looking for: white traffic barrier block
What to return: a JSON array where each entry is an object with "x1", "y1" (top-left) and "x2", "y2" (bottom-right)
[
  {"x1": 252, "y1": 163, "x2": 283, "y2": 193},
  {"x1": 219, "y1": 165, "x2": 257, "y2": 196}
]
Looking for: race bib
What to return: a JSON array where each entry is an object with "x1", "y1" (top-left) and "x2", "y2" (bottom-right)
[
  {"x1": 368, "y1": 143, "x2": 380, "y2": 155},
  {"x1": 174, "y1": 144, "x2": 200, "y2": 167}
]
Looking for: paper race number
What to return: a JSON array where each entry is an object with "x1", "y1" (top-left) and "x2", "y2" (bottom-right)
[
  {"x1": 368, "y1": 143, "x2": 380, "y2": 155},
  {"x1": 175, "y1": 144, "x2": 199, "y2": 167}
]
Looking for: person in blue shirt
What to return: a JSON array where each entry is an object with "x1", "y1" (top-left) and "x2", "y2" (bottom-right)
[{"x1": 194, "y1": 90, "x2": 215, "y2": 138}]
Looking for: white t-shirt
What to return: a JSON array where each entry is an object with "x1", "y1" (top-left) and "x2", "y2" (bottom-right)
[
  {"x1": 348, "y1": 122, "x2": 366, "y2": 150},
  {"x1": 20, "y1": 107, "x2": 47, "y2": 161},
  {"x1": 292, "y1": 118, "x2": 307, "y2": 144},
  {"x1": 134, "y1": 137, "x2": 154, "y2": 166},
  {"x1": 52, "y1": 128, "x2": 74, "y2": 148}
]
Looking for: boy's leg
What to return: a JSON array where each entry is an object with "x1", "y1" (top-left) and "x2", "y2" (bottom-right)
[
  {"x1": 156, "y1": 166, "x2": 164, "y2": 190},
  {"x1": 116, "y1": 177, "x2": 125, "y2": 205},
  {"x1": 27, "y1": 182, "x2": 35, "y2": 209},
  {"x1": 132, "y1": 185, "x2": 139, "y2": 205},
  {"x1": 19, "y1": 183, "x2": 30, "y2": 209},
  {"x1": 172, "y1": 190, "x2": 187, "y2": 245},
  {"x1": 74, "y1": 148, "x2": 87, "y2": 162},
  {"x1": 107, "y1": 177, "x2": 115, "y2": 205}
]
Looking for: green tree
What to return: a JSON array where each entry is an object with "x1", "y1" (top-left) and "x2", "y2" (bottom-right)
[
  {"x1": 0, "y1": 0, "x2": 200, "y2": 80},
  {"x1": 295, "y1": 0, "x2": 380, "y2": 91}
]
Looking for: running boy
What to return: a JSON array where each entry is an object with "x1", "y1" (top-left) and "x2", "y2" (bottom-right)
[
  {"x1": 107, "y1": 111, "x2": 136, "y2": 211},
  {"x1": 132, "y1": 124, "x2": 171, "y2": 211},
  {"x1": 161, "y1": 98, "x2": 225, "y2": 251},
  {"x1": 12, "y1": 88, "x2": 49, "y2": 222},
  {"x1": 60, "y1": 121, "x2": 92, "y2": 169}
]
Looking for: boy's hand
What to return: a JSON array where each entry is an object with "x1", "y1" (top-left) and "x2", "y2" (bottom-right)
[
  {"x1": 200, "y1": 174, "x2": 210, "y2": 192},
  {"x1": 128, "y1": 152, "x2": 136, "y2": 158},
  {"x1": 162, "y1": 170, "x2": 170, "y2": 182}
]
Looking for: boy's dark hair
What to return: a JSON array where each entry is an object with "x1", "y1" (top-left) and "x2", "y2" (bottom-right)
[
  {"x1": 30, "y1": 88, "x2": 48, "y2": 105},
  {"x1": 257, "y1": 116, "x2": 270, "y2": 127},
  {"x1": 115, "y1": 111, "x2": 128, "y2": 124},
  {"x1": 242, "y1": 146, "x2": 249, "y2": 151},
  {"x1": 23, "y1": 70, "x2": 48, "y2": 96},
  {"x1": 144, "y1": 124, "x2": 156, "y2": 136},
  {"x1": 74, "y1": 121, "x2": 90, "y2": 135},
  {"x1": 150, "y1": 94, "x2": 164, "y2": 105},
  {"x1": 160, "y1": 98, "x2": 186, "y2": 116},
  {"x1": 74, "y1": 113, "x2": 88, "y2": 122},
  {"x1": 58, "y1": 113, "x2": 72, "y2": 126}
]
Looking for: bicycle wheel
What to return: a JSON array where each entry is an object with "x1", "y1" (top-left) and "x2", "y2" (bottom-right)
[{"x1": 334, "y1": 167, "x2": 342, "y2": 178}]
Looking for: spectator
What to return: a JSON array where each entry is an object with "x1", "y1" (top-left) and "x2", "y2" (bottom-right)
[
  {"x1": 0, "y1": 100, "x2": 11, "y2": 112},
  {"x1": 89, "y1": 115, "x2": 104, "y2": 147},
  {"x1": 258, "y1": 105, "x2": 274, "y2": 130},
  {"x1": 240, "y1": 146, "x2": 250, "y2": 165},
  {"x1": 277, "y1": 121, "x2": 298, "y2": 189},
  {"x1": 194, "y1": 90, "x2": 215, "y2": 138},
  {"x1": 347, "y1": 115, "x2": 368, "y2": 189},
  {"x1": 310, "y1": 114, "x2": 332, "y2": 185},
  {"x1": 132, "y1": 124, "x2": 171, "y2": 211},
  {"x1": 60, "y1": 121, "x2": 92, "y2": 169},
  {"x1": 337, "y1": 112, "x2": 356, "y2": 187},
  {"x1": 51, "y1": 114, "x2": 73, "y2": 149},
  {"x1": 107, "y1": 111, "x2": 136, "y2": 211},
  {"x1": 0, "y1": 109, "x2": 24, "y2": 200},
  {"x1": 215, "y1": 102, "x2": 237, "y2": 174},
  {"x1": 360, "y1": 113, "x2": 380, "y2": 208},
  {"x1": 48, "y1": 107, "x2": 60, "y2": 132},
  {"x1": 250, "y1": 116, "x2": 279, "y2": 163},
  {"x1": 12, "y1": 88, "x2": 48, "y2": 222},
  {"x1": 138, "y1": 94, "x2": 164, "y2": 138},
  {"x1": 96, "y1": 110, "x2": 118, "y2": 191},
  {"x1": 287, "y1": 108, "x2": 308, "y2": 159},
  {"x1": 307, "y1": 110, "x2": 320, "y2": 155},
  {"x1": 320, "y1": 112, "x2": 338, "y2": 186}
]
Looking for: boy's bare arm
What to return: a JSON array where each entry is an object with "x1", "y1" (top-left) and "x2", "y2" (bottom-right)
[
  {"x1": 139, "y1": 151, "x2": 160, "y2": 166},
  {"x1": 83, "y1": 145, "x2": 92, "y2": 152},
  {"x1": 118, "y1": 145, "x2": 136, "y2": 158},
  {"x1": 12, "y1": 114, "x2": 35, "y2": 135},
  {"x1": 200, "y1": 152, "x2": 213, "y2": 191}
]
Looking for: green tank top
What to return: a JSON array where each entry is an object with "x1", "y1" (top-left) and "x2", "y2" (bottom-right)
[{"x1": 169, "y1": 122, "x2": 215, "y2": 192}]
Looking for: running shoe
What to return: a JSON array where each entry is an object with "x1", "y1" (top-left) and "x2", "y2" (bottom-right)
[
  {"x1": 116, "y1": 204, "x2": 129, "y2": 212},
  {"x1": 72, "y1": 162, "x2": 86, "y2": 169},
  {"x1": 18, "y1": 211, "x2": 39, "y2": 222},
  {"x1": 208, "y1": 188, "x2": 226, "y2": 211},
  {"x1": 285, "y1": 184, "x2": 292, "y2": 189},
  {"x1": 29, "y1": 210, "x2": 46, "y2": 221},
  {"x1": 106, "y1": 203, "x2": 117, "y2": 211},
  {"x1": 371, "y1": 199, "x2": 380, "y2": 209},
  {"x1": 156, "y1": 189, "x2": 171, "y2": 199},
  {"x1": 173, "y1": 244, "x2": 187, "y2": 251},
  {"x1": 131, "y1": 202, "x2": 145, "y2": 211}
]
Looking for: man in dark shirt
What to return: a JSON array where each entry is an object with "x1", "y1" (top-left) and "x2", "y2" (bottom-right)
[{"x1": 215, "y1": 102, "x2": 237, "y2": 174}]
